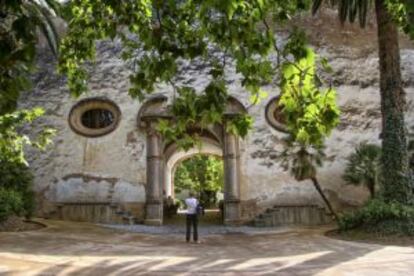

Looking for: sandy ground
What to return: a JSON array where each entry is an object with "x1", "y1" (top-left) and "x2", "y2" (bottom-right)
[{"x1": 0, "y1": 219, "x2": 414, "y2": 275}]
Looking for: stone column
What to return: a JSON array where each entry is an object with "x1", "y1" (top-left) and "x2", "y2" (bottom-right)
[
  {"x1": 223, "y1": 127, "x2": 241, "y2": 225},
  {"x1": 144, "y1": 122, "x2": 163, "y2": 225}
]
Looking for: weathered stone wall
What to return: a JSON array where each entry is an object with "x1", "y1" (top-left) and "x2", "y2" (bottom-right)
[{"x1": 22, "y1": 10, "x2": 414, "y2": 222}]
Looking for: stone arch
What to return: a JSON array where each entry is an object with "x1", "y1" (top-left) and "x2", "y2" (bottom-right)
[
  {"x1": 137, "y1": 96, "x2": 246, "y2": 225},
  {"x1": 164, "y1": 136, "x2": 223, "y2": 198},
  {"x1": 136, "y1": 94, "x2": 170, "y2": 128}
]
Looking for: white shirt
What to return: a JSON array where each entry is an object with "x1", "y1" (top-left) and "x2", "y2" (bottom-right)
[{"x1": 185, "y1": 197, "x2": 198, "y2": 214}]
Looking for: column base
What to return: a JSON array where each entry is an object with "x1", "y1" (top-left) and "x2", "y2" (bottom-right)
[
  {"x1": 144, "y1": 219, "x2": 162, "y2": 226},
  {"x1": 224, "y1": 199, "x2": 241, "y2": 226},
  {"x1": 145, "y1": 201, "x2": 163, "y2": 226}
]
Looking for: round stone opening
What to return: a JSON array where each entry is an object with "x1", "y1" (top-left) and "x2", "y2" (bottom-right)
[
  {"x1": 69, "y1": 98, "x2": 121, "y2": 137},
  {"x1": 265, "y1": 95, "x2": 289, "y2": 133}
]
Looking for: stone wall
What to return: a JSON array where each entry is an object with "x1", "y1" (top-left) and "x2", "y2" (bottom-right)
[{"x1": 22, "y1": 10, "x2": 414, "y2": 223}]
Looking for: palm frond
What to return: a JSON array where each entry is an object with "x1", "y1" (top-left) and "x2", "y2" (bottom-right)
[
  {"x1": 312, "y1": 0, "x2": 323, "y2": 15},
  {"x1": 24, "y1": 0, "x2": 60, "y2": 56},
  {"x1": 348, "y1": 0, "x2": 358, "y2": 23},
  {"x1": 312, "y1": 0, "x2": 371, "y2": 28},
  {"x1": 339, "y1": 0, "x2": 349, "y2": 25},
  {"x1": 343, "y1": 143, "x2": 381, "y2": 197},
  {"x1": 358, "y1": 0, "x2": 369, "y2": 27}
]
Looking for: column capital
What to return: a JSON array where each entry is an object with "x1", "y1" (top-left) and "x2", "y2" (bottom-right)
[{"x1": 147, "y1": 155, "x2": 162, "y2": 161}]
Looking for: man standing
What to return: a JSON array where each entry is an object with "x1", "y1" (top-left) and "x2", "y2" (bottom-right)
[{"x1": 185, "y1": 192, "x2": 199, "y2": 243}]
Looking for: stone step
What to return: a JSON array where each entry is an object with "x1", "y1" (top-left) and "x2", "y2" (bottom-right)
[
  {"x1": 58, "y1": 203, "x2": 139, "y2": 225},
  {"x1": 254, "y1": 205, "x2": 331, "y2": 227}
]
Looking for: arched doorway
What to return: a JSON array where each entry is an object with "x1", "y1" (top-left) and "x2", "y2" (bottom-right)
[
  {"x1": 164, "y1": 137, "x2": 224, "y2": 225},
  {"x1": 164, "y1": 138, "x2": 222, "y2": 198},
  {"x1": 137, "y1": 95, "x2": 245, "y2": 225}
]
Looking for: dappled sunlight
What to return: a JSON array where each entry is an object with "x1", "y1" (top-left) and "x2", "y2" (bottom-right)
[
  {"x1": 316, "y1": 246, "x2": 414, "y2": 275},
  {"x1": 0, "y1": 250, "x2": 335, "y2": 274},
  {"x1": 1, "y1": 220, "x2": 414, "y2": 275},
  {"x1": 228, "y1": 251, "x2": 331, "y2": 271}
]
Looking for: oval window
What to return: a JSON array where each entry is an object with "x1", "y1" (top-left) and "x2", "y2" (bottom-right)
[
  {"x1": 265, "y1": 95, "x2": 289, "y2": 133},
  {"x1": 69, "y1": 98, "x2": 121, "y2": 137},
  {"x1": 81, "y1": 109, "x2": 114, "y2": 129}
]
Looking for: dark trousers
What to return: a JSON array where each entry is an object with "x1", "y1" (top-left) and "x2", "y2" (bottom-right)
[{"x1": 186, "y1": 214, "x2": 198, "y2": 242}]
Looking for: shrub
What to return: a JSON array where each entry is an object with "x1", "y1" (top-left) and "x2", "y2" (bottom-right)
[
  {"x1": 0, "y1": 188, "x2": 24, "y2": 222},
  {"x1": 0, "y1": 160, "x2": 35, "y2": 220},
  {"x1": 339, "y1": 199, "x2": 414, "y2": 235},
  {"x1": 343, "y1": 143, "x2": 382, "y2": 198}
]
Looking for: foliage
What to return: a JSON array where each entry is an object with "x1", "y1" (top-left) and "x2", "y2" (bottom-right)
[
  {"x1": 0, "y1": 108, "x2": 56, "y2": 165},
  {"x1": 174, "y1": 155, "x2": 223, "y2": 207},
  {"x1": 312, "y1": 0, "x2": 371, "y2": 27},
  {"x1": 312, "y1": 0, "x2": 414, "y2": 38},
  {"x1": 0, "y1": 160, "x2": 35, "y2": 220},
  {"x1": 408, "y1": 130, "x2": 414, "y2": 169},
  {"x1": 343, "y1": 143, "x2": 382, "y2": 198},
  {"x1": 0, "y1": 0, "x2": 59, "y2": 169},
  {"x1": 0, "y1": 108, "x2": 55, "y2": 221},
  {"x1": 155, "y1": 84, "x2": 252, "y2": 150},
  {"x1": 0, "y1": 188, "x2": 24, "y2": 222},
  {"x1": 339, "y1": 199, "x2": 414, "y2": 235},
  {"x1": 58, "y1": 0, "x2": 344, "y2": 149},
  {"x1": 279, "y1": 45, "x2": 340, "y2": 147},
  {"x1": 0, "y1": 108, "x2": 55, "y2": 222},
  {"x1": 277, "y1": 37, "x2": 340, "y2": 219},
  {"x1": 281, "y1": 143, "x2": 325, "y2": 181},
  {"x1": 0, "y1": 0, "x2": 61, "y2": 114},
  {"x1": 0, "y1": 1, "x2": 60, "y2": 222},
  {"x1": 385, "y1": 0, "x2": 414, "y2": 39}
]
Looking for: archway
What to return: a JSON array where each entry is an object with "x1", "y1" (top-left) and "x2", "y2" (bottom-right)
[
  {"x1": 165, "y1": 138, "x2": 222, "y2": 198},
  {"x1": 163, "y1": 138, "x2": 224, "y2": 225},
  {"x1": 137, "y1": 95, "x2": 245, "y2": 225}
]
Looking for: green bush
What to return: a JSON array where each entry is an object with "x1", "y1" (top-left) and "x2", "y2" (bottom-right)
[
  {"x1": 0, "y1": 160, "x2": 35, "y2": 220},
  {"x1": 343, "y1": 143, "x2": 381, "y2": 198},
  {"x1": 339, "y1": 199, "x2": 414, "y2": 235},
  {"x1": 0, "y1": 188, "x2": 24, "y2": 222}
]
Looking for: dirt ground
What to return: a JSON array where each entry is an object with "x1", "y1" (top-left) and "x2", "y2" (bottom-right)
[{"x1": 0, "y1": 219, "x2": 414, "y2": 275}]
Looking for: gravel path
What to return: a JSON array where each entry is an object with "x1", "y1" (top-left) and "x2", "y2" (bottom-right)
[{"x1": 100, "y1": 223, "x2": 293, "y2": 236}]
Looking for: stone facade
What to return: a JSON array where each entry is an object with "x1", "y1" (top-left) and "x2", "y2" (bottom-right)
[{"x1": 21, "y1": 11, "x2": 414, "y2": 225}]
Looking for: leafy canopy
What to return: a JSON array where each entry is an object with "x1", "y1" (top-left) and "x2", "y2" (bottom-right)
[
  {"x1": 0, "y1": 0, "x2": 59, "y2": 167},
  {"x1": 59, "y1": 0, "x2": 340, "y2": 149},
  {"x1": 0, "y1": 0, "x2": 60, "y2": 114}
]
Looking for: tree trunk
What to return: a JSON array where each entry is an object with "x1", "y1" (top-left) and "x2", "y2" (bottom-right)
[
  {"x1": 368, "y1": 180, "x2": 376, "y2": 199},
  {"x1": 310, "y1": 177, "x2": 339, "y2": 221},
  {"x1": 375, "y1": 0, "x2": 412, "y2": 203}
]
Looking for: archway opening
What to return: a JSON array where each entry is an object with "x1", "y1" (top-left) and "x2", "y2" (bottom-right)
[
  {"x1": 164, "y1": 154, "x2": 224, "y2": 225},
  {"x1": 163, "y1": 135, "x2": 226, "y2": 225}
]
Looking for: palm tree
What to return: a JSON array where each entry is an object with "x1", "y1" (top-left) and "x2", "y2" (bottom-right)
[
  {"x1": 312, "y1": 0, "x2": 412, "y2": 204},
  {"x1": 282, "y1": 144, "x2": 339, "y2": 221},
  {"x1": 0, "y1": 0, "x2": 60, "y2": 114},
  {"x1": 343, "y1": 143, "x2": 382, "y2": 198}
]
